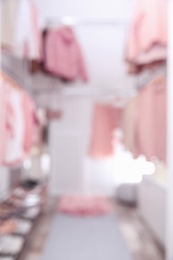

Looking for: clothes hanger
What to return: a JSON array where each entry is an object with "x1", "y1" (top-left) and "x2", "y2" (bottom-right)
[
  {"x1": 149, "y1": 74, "x2": 166, "y2": 87},
  {"x1": 137, "y1": 64, "x2": 167, "y2": 90},
  {"x1": 0, "y1": 70, "x2": 23, "y2": 92},
  {"x1": 109, "y1": 96, "x2": 126, "y2": 108}
]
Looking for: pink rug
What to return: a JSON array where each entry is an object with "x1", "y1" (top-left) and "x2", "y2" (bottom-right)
[{"x1": 57, "y1": 196, "x2": 113, "y2": 216}]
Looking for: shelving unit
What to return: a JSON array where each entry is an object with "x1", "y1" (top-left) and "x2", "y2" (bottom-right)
[{"x1": 0, "y1": 181, "x2": 47, "y2": 260}]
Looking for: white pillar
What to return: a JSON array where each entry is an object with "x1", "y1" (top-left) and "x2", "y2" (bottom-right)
[{"x1": 166, "y1": 1, "x2": 173, "y2": 259}]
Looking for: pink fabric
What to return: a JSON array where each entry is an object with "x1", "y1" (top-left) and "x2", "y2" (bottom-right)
[
  {"x1": 122, "y1": 96, "x2": 138, "y2": 157},
  {"x1": 30, "y1": 0, "x2": 42, "y2": 60},
  {"x1": 0, "y1": 75, "x2": 9, "y2": 164},
  {"x1": 89, "y1": 103, "x2": 122, "y2": 159},
  {"x1": 155, "y1": 84, "x2": 167, "y2": 162},
  {"x1": 136, "y1": 80, "x2": 167, "y2": 161},
  {"x1": 3, "y1": 88, "x2": 26, "y2": 166},
  {"x1": 136, "y1": 85, "x2": 156, "y2": 160},
  {"x1": 126, "y1": 0, "x2": 167, "y2": 64},
  {"x1": 45, "y1": 27, "x2": 88, "y2": 82},
  {"x1": 135, "y1": 45, "x2": 167, "y2": 65},
  {"x1": 57, "y1": 196, "x2": 113, "y2": 216},
  {"x1": 0, "y1": 71, "x2": 37, "y2": 166},
  {"x1": 22, "y1": 93, "x2": 37, "y2": 153}
]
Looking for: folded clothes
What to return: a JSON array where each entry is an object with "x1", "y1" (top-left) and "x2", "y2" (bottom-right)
[
  {"x1": 0, "y1": 201, "x2": 24, "y2": 220},
  {"x1": 22, "y1": 206, "x2": 41, "y2": 220},
  {"x1": 10, "y1": 190, "x2": 41, "y2": 208},
  {"x1": 0, "y1": 258, "x2": 14, "y2": 260},
  {"x1": 12, "y1": 219, "x2": 32, "y2": 235},
  {"x1": 57, "y1": 196, "x2": 113, "y2": 217},
  {"x1": 0, "y1": 235, "x2": 24, "y2": 255},
  {"x1": 0, "y1": 204, "x2": 18, "y2": 220},
  {"x1": 0, "y1": 220, "x2": 16, "y2": 235},
  {"x1": 20, "y1": 179, "x2": 40, "y2": 190}
]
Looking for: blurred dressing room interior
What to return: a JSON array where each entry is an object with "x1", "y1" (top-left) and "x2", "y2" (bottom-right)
[{"x1": 0, "y1": 0, "x2": 173, "y2": 260}]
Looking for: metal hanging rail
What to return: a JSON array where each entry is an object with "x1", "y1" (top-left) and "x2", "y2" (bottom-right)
[
  {"x1": 136, "y1": 64, "x2": 167, "y2": 90},
  {"x1": 46, "y1": 16, "x2": 129, "y2": 28},
  {"x1": 33, "y1": 85, "x2": 137, "y2": 98}
]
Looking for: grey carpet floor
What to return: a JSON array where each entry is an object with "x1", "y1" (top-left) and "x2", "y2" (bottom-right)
[{"x1": 41, "y1": 214, "x2": 132, "y2": 260}]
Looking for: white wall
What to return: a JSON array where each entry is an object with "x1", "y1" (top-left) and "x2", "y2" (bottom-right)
[{"x1": 36, "y1": 0, "x2": 133, "y2": 19}]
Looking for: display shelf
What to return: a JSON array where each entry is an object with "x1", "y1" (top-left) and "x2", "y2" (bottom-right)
[{"x1": 0, "y1": 179, "x2": 48, "y2": 260}]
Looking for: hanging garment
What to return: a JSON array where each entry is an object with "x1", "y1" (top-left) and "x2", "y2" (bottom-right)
[
  {"x1": 122, "y1": 95, "x2": 138, "y2": 157},
  {"x1": 44, "y1": 26, "x2": 89, "y2": 82},
  {"x1": 134, "y1": 45, "x2": 167, "y2": 66},
  {"x1": 155, "y1": 83, "x2": 167, "y2": 162},
  {"x1": 22, "y1": 93, "x2": 38, "y2": 154},
  {"x1": 29, "y1": 0, "x2": 43, "y2": 60},
  {"x1": 15, "y1": 0, "x2": 41, "y2": 59},
  {"x1": 0, "y1": 0, "x2": 42, "y2": 59},
  {"x1": 135, "y1": 84, "x2": 156, "y2": 160},
  {"x1": 3, "y1": 88, "x2": 26, "y2": 166},
  {"x1": 0, "y1": 0, "x2": 20, "y2": 50},
  {"x1": 0, "y1": 75, "x2": 10, "y2": 164},
  {"x1": 88, "y1": 103, "x2": 122, "y2": 159},
  {"x1": 153, "y1": 161, "x2": 167, "y2": 184},
  {"x1": 128, "y1": 60, "x2": 166, "y2": 75},
  {"x1": 0, "y1": 72, "x2": 38, "y2": 166},
  {"x1": 125, "y1": 0, "x2": 167, "y2": 72},
  {"x1": 135, "y1": 78, "x2": 167, "y2": 161}
]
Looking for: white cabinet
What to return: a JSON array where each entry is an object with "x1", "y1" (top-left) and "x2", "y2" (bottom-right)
[{"x1": 138, "y1": 177, "x2": 167, "y2": 247}]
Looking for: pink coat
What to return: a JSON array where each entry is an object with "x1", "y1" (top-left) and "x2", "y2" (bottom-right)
[
  {"x1": 45, "y1": 27, "x2": 89, "y2": 82},
  {"x1": 126, "y1": 0, "x2": 168, "y2": 64}
]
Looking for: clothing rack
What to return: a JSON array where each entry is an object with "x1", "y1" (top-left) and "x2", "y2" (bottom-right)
[
  {"x1": 1, "y1": 70, "x2": 23, "y2": 92},
  {"x1": 46, "y1": 16, "x2": 129, "y2": 28},
  {"x1": 1, "y1": 61, "x2": 33, "y2": 93},
  {"x1": 136, "y1": 65, "x2": 167, "y2": 89},
  {"x1": 33, "y1": 85, "x2": 137, "y2": 97},
  {"x1": 1, "y1": 62, "x2": 136, "y2": 98}
]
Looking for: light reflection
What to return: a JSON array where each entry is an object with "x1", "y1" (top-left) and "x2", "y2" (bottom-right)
[
  {"x1": 112, "y1": 151, "x2": 155, "y2": 185},
  {"x1": 23, "y1": 159, "x2": 32, "y2": 170},
  {"x1": 41, "y1": 153, "x2": 51, "y2": 173}
]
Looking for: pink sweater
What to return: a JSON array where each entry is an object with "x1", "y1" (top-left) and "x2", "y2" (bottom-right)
[
  {"x1": 126, "y1": 0, "x2": 168, "y2": 64},
  {"x1": 45, "y1": 27, "x2": 89, "y2": 82}
]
